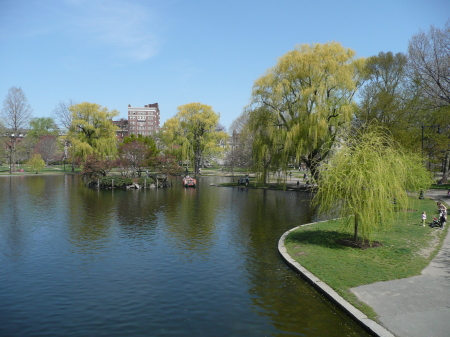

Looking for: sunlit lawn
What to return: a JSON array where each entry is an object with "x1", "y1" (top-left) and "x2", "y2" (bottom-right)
[
  {"x1": 284, "y1": 197, "x2": 448, "y2": 319},
  {"x1": 0, "y1": 164, "x2": 81, "y2": 174}
]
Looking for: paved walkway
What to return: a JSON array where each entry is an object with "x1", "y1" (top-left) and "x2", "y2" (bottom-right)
[{"x1": 351, "y1": 190, "x2": 450, "y2": 337}]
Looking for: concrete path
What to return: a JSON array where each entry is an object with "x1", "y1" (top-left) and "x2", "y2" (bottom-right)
[{"x1": 351, "y1": 191, "x2": 450, "y2": 337}]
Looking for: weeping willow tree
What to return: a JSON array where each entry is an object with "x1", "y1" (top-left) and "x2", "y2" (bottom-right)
[
  {"x1": 313, "y1": 126, "x2": 433, "y2": 244},
  {"x1": 248, "y1": 42, "x2": 367, "y2": 182},
  {"x1": 161, "y1": 103, "x2": 228, "y2": 176},
  {"x1": 247, "y1": 106, "x2": 287, "y2": 183},
  {"x1": 68, "y1": 102, "x2": 119, "y2": 161}
]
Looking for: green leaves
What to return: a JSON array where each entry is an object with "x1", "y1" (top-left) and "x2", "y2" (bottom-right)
[
  {"x1": 27, "y1": 153, "x2": 45, "y2": 173},
  {"x1": 248, "y1": 42, "x2": 363, "y2": 180},
  {"x1": 68, "y1": 102, "x2": 119, "y2": 160},
  {"x1": 313, "y1": 125, "x2": 432, "y2": 243},
  {"x1": 161, "y1": 103, "x2": 228, "y2": 175},
  {"x1": 28, "y1": 117, "x2": 59, "y2": 139}
]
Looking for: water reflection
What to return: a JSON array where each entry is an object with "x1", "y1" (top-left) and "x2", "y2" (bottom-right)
[
  {"x1": 163, "y1": 182, "x2": 222, "y2": 257},
  {"x1": 0, "y1": 177, "x2": 26, "y2": 259},
  {"x1": 0, "y1": 175, "x2": 369, "y2": 336}
]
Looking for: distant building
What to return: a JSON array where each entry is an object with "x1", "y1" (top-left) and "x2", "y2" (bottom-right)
[
  {"x1": 127, "y1": 103, "x2": 160, "y2": 136},
  {"x1": 113, "y1": 118, "x2": 129, "y2": 141}
]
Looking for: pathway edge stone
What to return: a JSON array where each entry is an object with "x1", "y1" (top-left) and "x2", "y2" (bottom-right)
[{"x1": 278, "y1": 224, "x2": 396, "y2": 337}]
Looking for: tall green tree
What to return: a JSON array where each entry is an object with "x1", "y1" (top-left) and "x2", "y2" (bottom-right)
[
  {"x1": 161, "y1": 103, "x2": 228, "y2": 176},
  {"x1": 248, "y1": 42, "x2": 365, "y2": 182},
  {"x1": 248, "y1": 106, "x2": 283, "y2": 183},
  {"x1": 27, "y1": 117, "x2": 61, "y2": 165},
  {"x1": 123, "y1": 134, "x2": 158, "y2": 154},
  {"x1": 313, "y1": 126, "x2": 432, "y2": 244},
  {"x1": 355, "y1": 51, "x2": 422, "y2": 148},
  {"x1": 68, "y1": 102, "x2": 119, "y2": 162},
  {"x1": 28, "y1": 117, "x2": 60, "y2": 139}
]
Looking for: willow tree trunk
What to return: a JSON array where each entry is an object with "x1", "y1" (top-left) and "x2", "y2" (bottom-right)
[
  {"x1": 194, "y1": 148, "x2": 202, "y2": 177},
  {"x1": 354, "y1": 214, "x2": 359, "y2": 242}
]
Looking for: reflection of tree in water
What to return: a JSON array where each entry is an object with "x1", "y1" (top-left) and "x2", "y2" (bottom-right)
[
  {"x1": 24, "y1": 175, "x2": 70, "y2": 211},
  {"x1": 227, "y1": 189, "x2": 369, "y2": 336},
  {"x1": 67, "y1": 185, "x2": 117, "y2": 252},
  {"x1": 114, "y1": 189, "x2": 161, "y2": 239},
  {"x1": 0, "y1": 177, "x2": 26, "y2": 258},
  {"x1": 0, "y1": 176, "x2": 72, "y2": 258},
  {"x1": 25, "y1": 175, "x2": 46, "y2": 198},
  {"x1": 162, "y1": 182, "x2": 219, "y2": 256}
]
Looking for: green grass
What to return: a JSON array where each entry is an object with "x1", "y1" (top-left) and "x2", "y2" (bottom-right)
[
  {"x1": 430, "y1": 183, "x2": 450, "y2": 190},
  {"x1": 0, "y1": 164, "x2": 81, "y2": 174},
  {"x1": 284, "y1": 197, "x2": 448, "y2": 320}
]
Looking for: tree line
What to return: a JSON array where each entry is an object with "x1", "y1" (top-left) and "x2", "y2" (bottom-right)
[
  {"x1": 227, "y1": 21, "x2": 449, "y2": 185},
  {"x1": 1, "y1": 21, "x2": 447, "y2": 242},
  {"x1": 1, "y1": 21, "x2": 448, "y2": 183},
  {"x1": 0, "y1": 94, "x2": 227, "y2": 179}
]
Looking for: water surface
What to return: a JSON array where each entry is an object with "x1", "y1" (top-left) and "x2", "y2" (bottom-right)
[{"x1": 0, "y1": 175, "x2": 369, "y2": 336}]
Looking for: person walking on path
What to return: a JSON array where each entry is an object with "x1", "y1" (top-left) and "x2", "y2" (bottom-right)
[{"x1": 422, "y1": 211, "x2": 427, "y2": 226}]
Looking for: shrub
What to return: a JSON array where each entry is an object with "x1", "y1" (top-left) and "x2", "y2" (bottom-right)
[
  {"x1": 98, "y1": 176, "x2": 133, "y2": 189},
  {"x1": 138, "y1": 176, "x2": 156, "y2": 186}
]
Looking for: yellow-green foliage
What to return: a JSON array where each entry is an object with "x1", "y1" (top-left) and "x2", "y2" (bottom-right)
[
  {"x1": 68, "y1": 102, "x2": 119, "y2": 160},
  {"x1": 161, "y1": 103, "x2": 228, "y2": 175},
  {"x1": 313, "y1": 126, "x2": 433, "y2": 242},
  {"x1": 28, "y1": 154, "x2": 45, "y2": 173},
  {"x1": 249, "y1": 42, "x2": 366, "y2": 178}
]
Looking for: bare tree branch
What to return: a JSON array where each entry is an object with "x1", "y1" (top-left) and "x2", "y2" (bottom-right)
[{"x1": 408, "y1": 20, "x2": 450, "y2": 107}]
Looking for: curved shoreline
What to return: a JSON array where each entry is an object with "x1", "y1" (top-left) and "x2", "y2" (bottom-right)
[{"x1": 278, "y1": 221, "x2": 395, "y2": 337}]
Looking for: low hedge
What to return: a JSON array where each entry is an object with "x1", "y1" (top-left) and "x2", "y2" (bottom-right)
[{"x1": 98, "y1": 176, "x2": 133, "y2": 188}]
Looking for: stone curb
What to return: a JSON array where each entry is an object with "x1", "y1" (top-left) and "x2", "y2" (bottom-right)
[{"x1": 278, "y1": 222, "x2": 395, "y2": 337}]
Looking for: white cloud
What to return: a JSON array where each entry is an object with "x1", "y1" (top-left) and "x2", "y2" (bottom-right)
[{"x1": 66, "y1": 0, "x2": 161, "y2": 61}]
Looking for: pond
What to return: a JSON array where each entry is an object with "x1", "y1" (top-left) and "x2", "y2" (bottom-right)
[{"x1": 0, "y1": 175, "x2": 370, "y2": 336}]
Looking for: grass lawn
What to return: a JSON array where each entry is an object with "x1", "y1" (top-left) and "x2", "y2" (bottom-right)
[
  {"x1": 431, "y1": 183, "x2": 450, "y2": 190},
  {"x1": 0, "y1": 164, "x2": 81, "y2": 174},
  {"x1": 284, "y1": 196, "x2": 448, "y2": 319}
]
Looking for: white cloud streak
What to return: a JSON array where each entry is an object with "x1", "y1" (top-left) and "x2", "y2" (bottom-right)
[{"x1": 65, "y1": 0, "x2": 161, "y2": 61}]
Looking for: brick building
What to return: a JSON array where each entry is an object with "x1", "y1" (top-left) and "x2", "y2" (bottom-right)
[
  {"x1": 113, "y1": 103, "x2": 161, "y2": 140},
  {"x1": 127, "y1": 103, "x2": 160, "y2": 136}
]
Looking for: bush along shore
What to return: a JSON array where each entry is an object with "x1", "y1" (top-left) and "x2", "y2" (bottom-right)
[{"x1": 85, "y1": 175, "x2": 171, "y2": 189}]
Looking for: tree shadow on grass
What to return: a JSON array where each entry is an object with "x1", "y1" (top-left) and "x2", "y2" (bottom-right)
[
  {"x1": 287, "y1": 229, "x2": 353, "y2": 250},
  {"x1": 287, "y1": 229, "x2": 381, "y2": 250}
]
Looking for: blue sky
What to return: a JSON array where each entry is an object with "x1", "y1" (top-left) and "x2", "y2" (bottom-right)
[{"x1": 1, "y1": 0, "x2": 448, "y2": 131}]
